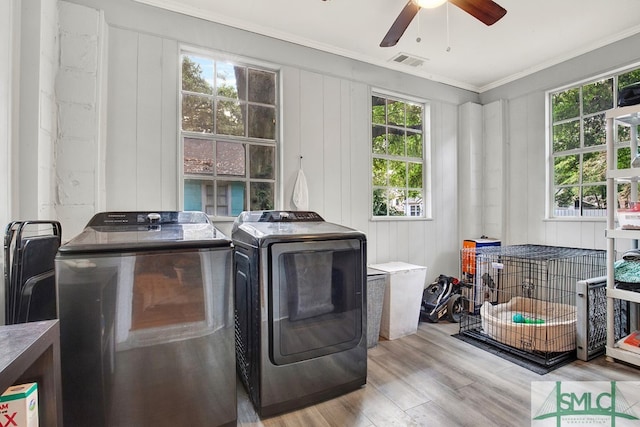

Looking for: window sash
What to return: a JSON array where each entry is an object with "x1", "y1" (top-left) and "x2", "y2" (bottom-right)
[
  {"x1": 180, "y1": 49, "x2": 279, "y2": 217},
  {"x1": 371, "y1": 91, "x2": 428, "y2": 219},
  {"x1": 548, "y1": 65, "x2": 640, "y2": 218}
]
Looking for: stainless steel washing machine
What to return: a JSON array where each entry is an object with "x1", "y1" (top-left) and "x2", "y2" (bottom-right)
[
  {"x1": 55, "y1": 211, "x2": 236, "y2": 427},
  {"x1": 232, "y1": 210, "x2": 367, "y2": 417}
]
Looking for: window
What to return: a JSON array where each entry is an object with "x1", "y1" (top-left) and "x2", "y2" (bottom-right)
[
  {"x1": 180, "y1": 50, "x2": 278, "y2": 217},
  {"x1": 371, "y1": 92, "x2": 428, "y2": 218},
  {"x1": 549, "y1": 67, "x2": 640, "y2": 217}
]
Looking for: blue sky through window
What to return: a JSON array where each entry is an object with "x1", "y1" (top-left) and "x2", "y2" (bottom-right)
[{"x1": 190, "y1": 55, "x2": 214, "y2": 87}]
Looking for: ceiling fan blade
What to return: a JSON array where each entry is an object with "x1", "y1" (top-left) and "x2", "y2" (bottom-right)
[
  {"x1": 380, "y1": 1, "x2": 420, "y2": 47},
  {"x1": 449, "y1": 0, "x2": 506, "y2": 26}
]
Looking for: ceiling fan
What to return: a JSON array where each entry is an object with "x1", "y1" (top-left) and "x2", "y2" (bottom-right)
[{"x1": 380, "y1": 0, "x2": 507, "y2": 47}]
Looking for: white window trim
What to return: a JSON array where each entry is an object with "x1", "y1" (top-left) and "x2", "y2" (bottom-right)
[
  {"x1": 545, "y1": 61, "x2": 640, "y2": 220},
  {"x1": 370, "y1": 88, "x2": 432, "y2": 221},
  {"x1": 178, "y1": 45, "x2": 283, "y2": 220}
]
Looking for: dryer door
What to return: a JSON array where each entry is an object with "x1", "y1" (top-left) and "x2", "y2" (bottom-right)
[{"x1": 269, "y1": 238, "x2": 364, "y2": 365}]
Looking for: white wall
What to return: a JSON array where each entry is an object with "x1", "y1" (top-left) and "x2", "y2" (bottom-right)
[
  {"x1": 105, "y1": 28, "x2": 178, "y2": 214},
  {"x1": 2, "y1": 0, "x2": 60, "y2": 325},
  {"x1": 480, "y1": 33, "x2": 640, "y2": 250},
  {"x1": 56, "y1": 2, "x2": 107, "y2": 240},
  {"x1": 18, "y1": 0, "x2": 59, "y2": 220},
  {"x1": 52, "y1": 0, "x2": 475, "y2": 278},
  {"x1": 98, "y1": 22, "x2": 463, "y2": 274},
  {"x1": 1, "y1": 1, "x2": 16, "y2": 224},
  {"x1": 0, "y1": 0, "x2": 473, "y2": 330},
  {"x1": 503, "y1": 92, "x2": 548, "y2": 246},
  {"x1": 457, "y1": 100, "x2": 506, "y2": 244},
  {"x1": 10, "y1": 0, "x2": 639, "y2": 307},
  {"x1": 0, "y1": 0, "x2": 18, "y2": 326},
  {"x1": 6, "y1": 0, "x2": 104, "y2": 243},
  {"x1": 482, "y1": 100, "x2": 506, "y2": 240},
  {"x1": 458, "y1": 102, "x2": 483, "y2": 240}
]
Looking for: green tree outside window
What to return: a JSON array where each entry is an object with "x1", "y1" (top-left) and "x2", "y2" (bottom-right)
[
  {"x1": 372, "y1": 93, "x2": 426, "y2": 218},
  {"x1": 550, "y1": 67, "x2": 640, "y2": 216},
  {"x1": 181, "y1": 53, "x2": 278, "y2": 216}
]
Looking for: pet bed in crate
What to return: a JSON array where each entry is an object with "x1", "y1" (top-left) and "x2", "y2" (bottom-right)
[{"x1": 480, "y1": 296, "x2": 576, "y2": 353}]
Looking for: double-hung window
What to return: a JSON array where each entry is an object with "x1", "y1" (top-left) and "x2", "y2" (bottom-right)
[
  {"x1": 180, "y1": 50, "x2": 279, "y2": 217},
  {"x1": 549, "y1": 67, "x2": 640, "y2": 217},
  {"x1": 371, "y1": 91, "x2": 429, "y2": 218}
]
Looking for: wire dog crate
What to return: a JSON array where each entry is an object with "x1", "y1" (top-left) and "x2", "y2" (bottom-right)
[
  {"x1": 459, "y1": 245, "x2": 607, "y2": 368},
  {"x1": 576, "y1": 276, "x2": 629, "y2": 361}
]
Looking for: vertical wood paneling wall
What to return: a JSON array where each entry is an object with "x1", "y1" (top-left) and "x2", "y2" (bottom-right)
[
  {"x1": 0, "y1": 0, "x2": 16, "y2": 327},
  {"x1": 480, "y1": 31, "x2": 640, "y2": 252},
  {"x1": 489, "y1": 89, "x2": 609, "y2": 251},
  {"x1": 18, "y1": 0, "x2": 58, "y2": 220},
  {"x1": 482, "y1": 100, "x2": 505, "y2": 240},
  {"x1": 458, "y1": 102, "x2": 484, "y2": 241},
  {"x1": 101, "y1": 24, "x2": 463, "y2": 275},
  {"x1": 54, "y1": 0, "x2": 640, "y2": 275},
  {"x1": 105, "y1": 27, "x2": 137, "y2": 209},
  {"x1": 9, "y1": 0, "x2": 639, "y2": 324}
]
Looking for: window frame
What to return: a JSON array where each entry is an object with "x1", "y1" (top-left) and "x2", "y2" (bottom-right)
[
  {"x1": 370, "y1": 88, "x2": 431, "y2": 220},
  {"x1": 546, "y1": 63, "x2": 640, "y2": 219},
  {"x1": 178, "y1": 46, "x2": 281, "y2": 220}
]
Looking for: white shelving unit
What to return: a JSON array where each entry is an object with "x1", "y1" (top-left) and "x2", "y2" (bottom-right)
[{"x1": 606, "y1": 104, "x2": 640, "y2": 366}]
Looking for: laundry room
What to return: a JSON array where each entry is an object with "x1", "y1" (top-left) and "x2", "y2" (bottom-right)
[{"x1": 2, "y1": 0, "x2": 640, "y2": 426}]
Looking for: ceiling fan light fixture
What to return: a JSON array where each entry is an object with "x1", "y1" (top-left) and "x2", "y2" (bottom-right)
[
  {"x1": 413, "y1": 0, "x2": 447, "y2": 9},
  {"x1": 381, "y1": 0, "x2": 506, "y2": 48}
]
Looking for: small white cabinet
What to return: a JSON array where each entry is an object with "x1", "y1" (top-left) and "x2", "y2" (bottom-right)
[{"x1": 605, "y1": 104, "x2": 640, "y2": 367}]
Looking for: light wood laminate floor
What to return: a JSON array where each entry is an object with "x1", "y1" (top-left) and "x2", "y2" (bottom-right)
[{"x1": 237, "y1": 321, "x2": 640, "y2": 426}]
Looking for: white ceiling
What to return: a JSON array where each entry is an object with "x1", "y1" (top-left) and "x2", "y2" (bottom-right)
[{"x1": 135, "y1": 0, "x2": 640, "y2": 92}]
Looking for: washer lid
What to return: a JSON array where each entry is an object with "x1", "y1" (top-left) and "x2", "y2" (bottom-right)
[
  {"x1": 235, "y1": 210, "x2": 324, "y2": 223},
  {"x1": 231, "y1": 210, "x2": 365, "y2": 244},
  {"x1": 58, "y1": 211, "x2": 231, "y2": 254}
]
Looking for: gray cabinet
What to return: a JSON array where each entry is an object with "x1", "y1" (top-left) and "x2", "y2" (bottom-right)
[{"x1": 0, "y1": 320, "x2": 62, "y2": 426}]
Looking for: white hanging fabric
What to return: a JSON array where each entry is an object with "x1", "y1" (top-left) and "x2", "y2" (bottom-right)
[{"x1": 292, "y1": 168, "x2": 309, "y2": 211}]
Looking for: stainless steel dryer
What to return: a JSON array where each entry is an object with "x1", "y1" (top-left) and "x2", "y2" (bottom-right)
[
  {"x1": 55, "y1": 211, "x2": 236, "y2": 427},
  {"x1": 232, "y1": 210, "x2": 367, "y2": 417}
]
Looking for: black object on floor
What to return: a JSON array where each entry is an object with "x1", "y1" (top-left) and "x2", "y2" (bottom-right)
[
  {"x1": 4, "y1": 220, "x2": 61, "y2": 325},
  {"x1": 451, "y1": 333, "x2": 576, "y2": 375}
]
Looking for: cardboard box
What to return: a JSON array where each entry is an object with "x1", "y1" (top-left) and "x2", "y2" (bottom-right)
[
  {"x1": 0, "y1": 383, "x2": 38, "y2": 427},
  {"x1": 617, "y1": 330, "x2": 640, "y2": 354},
  {"x1": 461, "y1": 238, "x2": 501, "y2": 311},
  {"x1": 461, "y1": 238, "x2": 501, "y2": 276},
  {"x1": 617, "y1": 208, "x2": 640, "y2": 230}
]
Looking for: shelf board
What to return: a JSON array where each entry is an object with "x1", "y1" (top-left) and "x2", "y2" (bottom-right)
[
  {"x1": 607, "y1": 168, "x2": 640, "y2": 179},
  {"x1": 606, "y1": 346, "x2": 640, "y2": 366},
  {"x1": 606, "y1": 229, "x2": 640, "y2": 239},
  {"x1": 607, "y1": 287, "x2": 640, "y2": 303},
  {"x1": 606, "y1": 105, "x2": 640, "y2": 123}
]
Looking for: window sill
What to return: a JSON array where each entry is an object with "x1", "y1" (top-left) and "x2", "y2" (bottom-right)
[{"x1": 544, "y1": 217, "x2": 606, "y2": 222}]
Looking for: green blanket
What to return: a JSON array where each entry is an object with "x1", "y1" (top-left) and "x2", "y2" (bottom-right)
[{"x1": 614, "y1": 259, "x2": 640, "y2": 283}]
